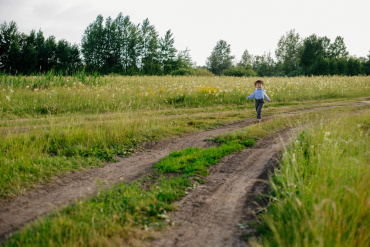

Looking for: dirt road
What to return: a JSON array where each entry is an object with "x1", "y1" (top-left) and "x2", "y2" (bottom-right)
[
  {"x1": 0, "y1": 102, "x2": 366, "y2": 241},
  {"x1": 0, "y1": 118, "x2": 258, "y2": 239},
  {"x1": 151, "y1": 130, "x2": 294, "y2": 247}
]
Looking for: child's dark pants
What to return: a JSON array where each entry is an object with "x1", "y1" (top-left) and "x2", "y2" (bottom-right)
[{"x1": 255, "y1": 99, "x2": 265, "y2": 119}]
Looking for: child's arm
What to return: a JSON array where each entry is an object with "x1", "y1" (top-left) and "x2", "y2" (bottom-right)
[
  {"x1": 264, "y1": 92, "x2": 271, "y2": 102},
  {"x1": 247, "y1": 90, "x2": 255, "y2": 100}
]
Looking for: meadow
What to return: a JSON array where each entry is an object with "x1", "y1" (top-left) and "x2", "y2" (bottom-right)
[
  {"x1": 1, "y1": 74, "x2": 368, "y2": 198},
  {"x1": 1, "y1": 74, "x2": 369, "y2": 246}
]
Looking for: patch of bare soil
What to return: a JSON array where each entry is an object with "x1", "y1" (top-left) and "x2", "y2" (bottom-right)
[{"x1": 150, "y1": 129, "x2": 296, "y2": 247}]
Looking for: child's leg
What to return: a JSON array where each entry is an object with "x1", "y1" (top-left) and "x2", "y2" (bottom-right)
[{"x1": 255, "y1": 99, "x2": 264, "y2": 119}]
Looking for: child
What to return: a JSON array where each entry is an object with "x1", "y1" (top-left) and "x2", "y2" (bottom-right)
[{"x1": 247, "y1": 80, "x2": 271, "y2": 122}]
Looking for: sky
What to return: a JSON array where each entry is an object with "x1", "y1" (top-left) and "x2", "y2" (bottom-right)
[{"x1": 1, "y1": 0, "x2": 369, "y2": 66}]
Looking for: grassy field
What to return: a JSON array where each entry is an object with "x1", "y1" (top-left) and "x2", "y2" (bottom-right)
[
  {"x1": 1, "y1": 75, "x2": 369, "y2": 118},
  {"x1": 1, "y1": 75, "x2": 369, "y2": 198},
  {"x1": 1, "y1": 75, "x2": 369, "y2": 246}
]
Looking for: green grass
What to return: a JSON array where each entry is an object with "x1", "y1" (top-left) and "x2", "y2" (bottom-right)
[
  {"x1": 1, "y1": 75, "x2": 369, "y2": 245},
  {"x1": 0, "y1": 99, "x2": 365, "y2": 199},
  {"x1": 4, "y1": 135, "x2": 255, "y2": 246},
  {"x1": 0, "y1": 103, "x2": 261, "y2": 198},
  {"x1": 1, "y1": 75, "x2": 369, "y2": 118},
  {"x1": 250, "y1": 109, "x2": 370, "y2": 247},
  {"x1": 154, "y1": 141, "x2": 254, "y2": 176},
  {"x1": 3, "y1": 104, "x2": 370, "y2": 246}
]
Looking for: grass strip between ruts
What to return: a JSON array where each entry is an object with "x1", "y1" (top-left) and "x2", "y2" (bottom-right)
[{"x1": 4, "y1": 139, "x2": 255, "y2": 246}]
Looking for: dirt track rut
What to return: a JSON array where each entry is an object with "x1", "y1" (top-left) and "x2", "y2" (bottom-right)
[
  {"x1": 0, "y1": 118, "x2": 258, "y2": 238},
  {"x1": 151, "y1": 130, "x2": 294, "y2": 247},
  {"x1": 0, "y1": 102, "x2": 367, "y2": 240}
]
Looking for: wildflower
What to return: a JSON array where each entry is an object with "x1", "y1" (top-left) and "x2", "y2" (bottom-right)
[{"x1": 6, "y1": 95, "x2": 11, "y2": 101}]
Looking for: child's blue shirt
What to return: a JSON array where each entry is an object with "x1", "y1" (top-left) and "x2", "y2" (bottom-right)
[{"x1": 247, "y1": 89, "x2": 271, "y2": 101}]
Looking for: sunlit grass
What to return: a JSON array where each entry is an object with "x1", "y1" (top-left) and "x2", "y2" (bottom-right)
[
  {"x1": 1, "y1": 75, "x2": 369, "y2": 118},
  {"x1": 250, "y1": 109, "x2": 370, "y2": 247}
]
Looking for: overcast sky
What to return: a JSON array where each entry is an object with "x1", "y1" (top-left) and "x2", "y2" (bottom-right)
[{"x1": 1, "y1": 0, "x2": 369, "y2": 66}]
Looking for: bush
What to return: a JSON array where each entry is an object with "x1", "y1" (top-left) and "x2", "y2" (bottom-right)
[
  {"x1": 193, "y1": 68, "x2": 214, "y2": 76},
  {"x1": 222, "y1": 66, "x2": 257, "y2": 77},
  {"x1": 170, "y1": 68, "x2": 195, "y2": 76}
]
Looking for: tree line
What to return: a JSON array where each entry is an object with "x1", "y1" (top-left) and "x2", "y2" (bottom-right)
[
  {"x1": 0, "y1": 13, "x2": 192, "y2": 76},
  {"x1": 207, "y1": 30, "x2": 370, "y2": 76},
  {"x1": 0, "y1": 21, "x2": 81, "y2": 75},
  {"x1": 1, "y1": 17, "x2": 369, "y2": 76}
]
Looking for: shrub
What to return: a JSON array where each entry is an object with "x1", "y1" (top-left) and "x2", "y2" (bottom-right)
[
  {"x1": 222, "y1": 66, "x2": 257, "y2": 77},
  {"x1": 170, "y1": 68, "x2": 195, "y2": 76},
  {"x1": 193, "y1": 68, "x2": 214, "y2": 76}
]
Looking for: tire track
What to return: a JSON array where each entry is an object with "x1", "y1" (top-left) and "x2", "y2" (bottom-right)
[
  {"x1": 150, "y1": 130, "x2": 294, "y2": 247},
  {"x1": 0, "y1": 102, "x2": 367, "y2": 240}
]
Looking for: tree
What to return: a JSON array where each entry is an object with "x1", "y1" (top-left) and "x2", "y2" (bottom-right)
[
  {"x1": 55, "y1": 40, "x2": 81, "y2": 73},
  {"x1": 301, "y1": 34, "x2": 320, "y2": 71},
  {"x1": 176, "y1": 48, "x2": 193, "y2": 69},
  {"x1": 81, "y1": 15, "x2": 106, "y2": 71},
  {"x1": 21, "y1": 30, "x2": 38, "y2": 74},
  {"x1": 300, "y1": 34, "x2": 332, "y2": 75},
  {"x1": 328, "y1": 36, "x2": 349, "y2": 59},
  {"x1": 159, "y1": 30, "x2": 177, "y2": 74},
  {"x1": 253, "y1": 52, "x2": 276, "y2": 76},
  {"x1": 206, "y1": 40, "x2": 234, "y2": 75},
  {"x1": 126, "y1": 23, "x2": 140, "y2": 74},
  {"x1": 237, "y1": 49, "x2": 253, "y2": 69},
  {"x1": 311, "y1": 56, "x2": 330, "y2": 75},
  {"x1": 8, "y1": 40, "x2": 21, "y2": 73},
  {"x1": 102, "y1": 16, "x2": 120, "y2": 73},
  {"x1": 139, "y1": 19, "x2": 160, "y2": 75},
  {"x1": 115, "y1": 13, "x2": 136, "y2": 73},
  {"x1": 365, "y1": 51, "x2": 370, "y2": 75},
  {"x1": 347, "y1": 57, "x2": 363, "y2": 76},
  {"x1": 0, "y1": 21, "x2": 18, "y2": 71},
  {"x1": 275, "y1": 29, "x2": 302, "y2": 75},
  {"x1": 43, "y1": 36, "x2": 57, "y2": 71}
]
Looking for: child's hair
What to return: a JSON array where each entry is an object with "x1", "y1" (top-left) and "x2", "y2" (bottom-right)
[{"x1": 254, "y1": 80, "x2": 264, "y2": 86}]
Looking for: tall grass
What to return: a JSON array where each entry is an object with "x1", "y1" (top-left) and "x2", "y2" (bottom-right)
[
  {"x1": 251, "y1": 109, "x2": 370, "y2": 247},
  {"x1": 1, "y1": 75, "x2": 369, "y2": 118}
]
